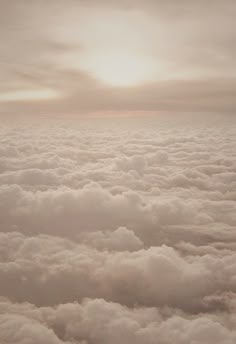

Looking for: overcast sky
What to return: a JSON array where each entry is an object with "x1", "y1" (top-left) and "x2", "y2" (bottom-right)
[{"x1": 1, "y1": 0, "x2": 236, "y2": 115}]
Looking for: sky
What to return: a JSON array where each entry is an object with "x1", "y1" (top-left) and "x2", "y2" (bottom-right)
[{"x1": 1, "y1": 0, "x2": 236, "y2": 116}]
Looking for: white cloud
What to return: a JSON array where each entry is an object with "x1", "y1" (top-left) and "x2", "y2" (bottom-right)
[
  {"x1": 80, "y1": 227, "x2": 143, "y2": 251},
  {"x1": 0, "y1": 297, "x2": 236, "y2": 344},
  {"x1": 0, "y1": 116, "x2": 235, "y2": 342}
]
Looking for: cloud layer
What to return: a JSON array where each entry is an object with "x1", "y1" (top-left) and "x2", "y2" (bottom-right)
[{"x1": 0, "y1": 115, "x2": 235, "y2": 343}]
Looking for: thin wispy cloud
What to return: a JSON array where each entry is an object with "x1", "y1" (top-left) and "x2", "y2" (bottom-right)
[{"x1": 0, "y1": 0, "x2": 236, "y2": 114}]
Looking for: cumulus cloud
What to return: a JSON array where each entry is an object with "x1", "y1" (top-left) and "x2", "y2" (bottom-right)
[
  {"x1": 0, "y1": 230, "x2": 236, "y2": 312},
  {"x1": 80, "y1": 227, "x2": 143, "y2": 251},
  {"x1": 0, "y1": 115, "x2": 235, "y2": 342},
  {"x1": 0, "y1": 297, "x2": 236, "y2": 344}
]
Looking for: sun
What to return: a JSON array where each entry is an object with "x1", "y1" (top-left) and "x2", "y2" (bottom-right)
[{"x1": 82, "y1": 51, "x2": 157, "y2": 87}]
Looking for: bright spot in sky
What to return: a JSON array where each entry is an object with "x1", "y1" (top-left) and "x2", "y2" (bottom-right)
[
  {"x1": 0, "y1": 89, "x2": 59, "y2": 102},
  {"x1": 81, "y1": 51, "x2": 158, "y2": 87}
]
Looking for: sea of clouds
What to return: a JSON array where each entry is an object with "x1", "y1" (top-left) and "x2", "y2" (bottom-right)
[{"x1": 0, "y1": 114, "x2": 235, "y2": 343}]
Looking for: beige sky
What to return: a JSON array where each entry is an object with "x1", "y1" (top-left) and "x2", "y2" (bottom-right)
[{"x1": 0, "y1": 0, "x2": 236, "y2": 115}]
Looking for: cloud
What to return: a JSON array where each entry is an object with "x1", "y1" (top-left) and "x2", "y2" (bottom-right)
[
  {"x1": 0, "y1": 297, "x2": 236, "y2": 344},
  {"x1": 0, "y1": 116, "x2": 235, "y2": 342},
  {"x1": 0, "y1": 313, "x2": 67, "y2": 344},
  {"x1": 80, "y1": 227, "x2": 143, "y2": 251},
  {"x1": 0, "y1": 231, "x2": 235, "y2": 312},
  {"x1": 0, "y1": 0, "x2": 236, "y2": 114}
]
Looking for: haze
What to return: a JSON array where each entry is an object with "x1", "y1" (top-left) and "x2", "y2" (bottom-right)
[{"x1": 1, "y1": 0, "x2": 236, "y2": 115}]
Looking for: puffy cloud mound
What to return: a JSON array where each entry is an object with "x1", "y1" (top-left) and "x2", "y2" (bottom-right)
[
  {"x1": 0, "y1": 297, "x2": 236, "y2": 344},
  {"x1": 0, "y1": 115, "x2": 235, "y2": 343}
]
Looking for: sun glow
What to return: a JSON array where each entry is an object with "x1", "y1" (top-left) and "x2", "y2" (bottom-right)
[
  {"x1": 82, "y1": 52, "x2": 157, "y2": 87},
  {"x1": 0, "y1": 89, "x2": 59, "y2": 102}
]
